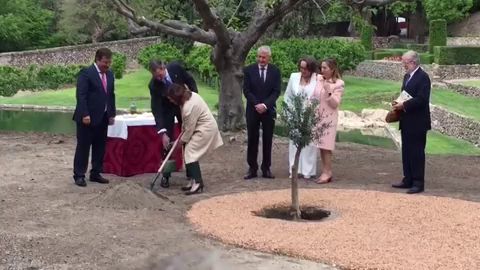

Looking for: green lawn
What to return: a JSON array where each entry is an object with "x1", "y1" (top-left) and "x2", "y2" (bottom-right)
[
  {"x1": 340, "y1": 76, "x2": 400, "y2": 112},
  {"x1": 457, "y1": 80, "x2": 480, "y2": 88},
  {"x1": 427, "y1": 131, "x2": 480, "y2": 156},
  {"x1": 0, "y1": 69, "x2": 219, "y2": 110},
  {"x1": 431, "y1": 88, "x2": 480, "y2": 121}
]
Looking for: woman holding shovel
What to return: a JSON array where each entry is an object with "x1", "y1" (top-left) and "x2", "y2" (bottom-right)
[{"x1": 166, "y1": 83, "x2": 223, "y2": 195}]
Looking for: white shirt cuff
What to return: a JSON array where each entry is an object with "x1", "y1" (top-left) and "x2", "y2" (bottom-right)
[
  {"x1": 262, "y1": 104, "x2": 267, "y2": 110},
  {"x1": 157, "y1": 129, "x2": 167, "y2": 134}
]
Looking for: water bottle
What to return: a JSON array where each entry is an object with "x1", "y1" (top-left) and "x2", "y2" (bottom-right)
[{"x1": 129, "y1": 102, "x2": 137, "y2": 114}]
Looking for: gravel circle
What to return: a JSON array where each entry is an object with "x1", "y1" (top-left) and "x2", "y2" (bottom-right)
[{"x1": 187, "y1": 189, "x2": 480, "y2": 270}]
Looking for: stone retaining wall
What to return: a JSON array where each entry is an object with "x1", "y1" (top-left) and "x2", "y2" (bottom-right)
[
  {"x1": 0, "y1": 37, "x2": 161, "y2": 68},
  {"x1": 430, "y1": 105, "x2": 480, "y2": 147},
  {"x1": 346, "y1": 60, "x2": 480, "y2": 82},
  {"x1": 447, "y1": 37, "x2": 480, "y2": 46},
  {"x1": 442, "y1": 82, "x2": 480, "y2": 98}
]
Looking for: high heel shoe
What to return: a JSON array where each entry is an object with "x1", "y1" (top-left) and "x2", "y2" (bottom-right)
[
  {"x1": 181, "y1": 179, "x2": 194, "y2": 191},
  {"x1": 185, "y1": 181, "x2": 204, "y2": 195}
]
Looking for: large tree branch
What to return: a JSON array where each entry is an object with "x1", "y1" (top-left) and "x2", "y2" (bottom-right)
[
  {"x1": 111, "y1": 0, "x2": 216, "y2": 45},
  {"x1": 239, "y1": 0, "x2": 324, "y2": 57},
  {"x1": 191, "y1": 0, "x2": 231, "y2": 49}
]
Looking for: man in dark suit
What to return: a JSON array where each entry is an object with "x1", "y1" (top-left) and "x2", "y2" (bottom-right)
[
  {"x1": 148, "y1": 60, "x2": 198, "y2": 188},
  {"x1": 243, "y1": 46, "x2": 281, "y2": 180},
  {"x1": 392, "y1": 50, "x2": 431, "y2": 194},
  {"x1": 73, "y1": 48, "x2": 116, "y2": 187}
]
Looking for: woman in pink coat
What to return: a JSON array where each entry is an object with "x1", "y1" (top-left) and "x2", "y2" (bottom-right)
[{"x1": 312, "y1": 58, "x2": 345, "y2": 184}]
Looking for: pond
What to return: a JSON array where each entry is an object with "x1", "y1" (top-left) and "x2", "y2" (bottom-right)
[{"x1": 0, "y1": 109, "x2": 398, "y2": 150}]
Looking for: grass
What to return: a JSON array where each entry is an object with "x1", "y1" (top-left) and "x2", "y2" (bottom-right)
[
  {"x1": 426, "y1": 131, "x2": 480, "y2": 156},
  {"x1": 0, "y1": 69, "x2": 219, "y2": 110},
  {"x1": 431, "y1": 88, "x2": 480, "y2": 121}
]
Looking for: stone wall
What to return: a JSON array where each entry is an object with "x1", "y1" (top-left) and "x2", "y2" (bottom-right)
[
  {"x1": 0, "y1": 37, "x2": 161, "y2": 68},
  {"x1": 430, "y1": 105, "x2": 480, "y2": 147},
  {"x1": 447, "y1": 37, "x2": 480, "y2": 46},
  {"x1": 345, "y1": 60, "x2": 480, "y2": 82},
  {"x1": 442, "y1": 82, "x2": 480, "y2": 98}
]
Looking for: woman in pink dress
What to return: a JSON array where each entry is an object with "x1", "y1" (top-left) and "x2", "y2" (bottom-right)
[{"x1": 312, "y1": 58, "x2": 345, "y2": 184}]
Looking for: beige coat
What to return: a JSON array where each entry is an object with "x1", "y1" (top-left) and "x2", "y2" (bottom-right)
[{"x1": 180, "y1": 92, "x2": 223, "y2": 163}]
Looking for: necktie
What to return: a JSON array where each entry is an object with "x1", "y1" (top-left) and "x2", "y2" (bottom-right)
[
  {"x1": 260, "y1": 67, "x2": 265, "y2": 82},
  {"x1": 101, "y1": 73, "x2": 107, "y2": 93},
  {"x1": 404, "y1": 73, "x2": 411, "y2": 86}
]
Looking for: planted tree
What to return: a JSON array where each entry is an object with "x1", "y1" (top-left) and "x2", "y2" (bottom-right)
[{"x1": 280, "y1": 91, "x2": 330, "y2": 220}]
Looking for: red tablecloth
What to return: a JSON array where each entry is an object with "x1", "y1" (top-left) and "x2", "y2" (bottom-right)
[{"x1": 103, "y1": 124, "x2": 183, "y2": 177}]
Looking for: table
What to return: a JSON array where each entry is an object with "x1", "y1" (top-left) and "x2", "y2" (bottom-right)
[{"x1": 103, "y1": 113, "x2": 182, "y2": 177}]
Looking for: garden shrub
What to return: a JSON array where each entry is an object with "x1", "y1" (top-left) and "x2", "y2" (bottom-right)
[
  {"x1": 434, "y1": 46, "x2": 480, "y2": 64},
  {"x1": 138, "y1": 43, "x2": 184, "y2": 69},
  {"x1": 111, "y1": 52, "x2": 127, "y2": 79},
  {"x1": 429, "y1": 19, "x2": 447, "y2": 53}
]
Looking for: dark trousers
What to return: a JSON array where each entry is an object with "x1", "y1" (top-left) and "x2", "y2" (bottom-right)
[
  {"x1": 185, "y1": 161, "x2": 203, "y2": 185},
  {"x1": 401, "y1": 129, "x2": 427, "y2": 188},
  {"x1": 73, "y1": 114, "x2": 108, "y2": 178},
  {"x1": 246, "y1": 109, "x2": 275, "y2": 172}
]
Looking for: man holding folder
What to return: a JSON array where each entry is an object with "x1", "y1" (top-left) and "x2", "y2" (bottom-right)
[{"x1": 391, "y1": 50, "x2": 431, "y2": 194}]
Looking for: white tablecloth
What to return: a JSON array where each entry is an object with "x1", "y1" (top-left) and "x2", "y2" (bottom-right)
[{"x1": 107, "y1": 113, "x2": 156, "y2": 140}]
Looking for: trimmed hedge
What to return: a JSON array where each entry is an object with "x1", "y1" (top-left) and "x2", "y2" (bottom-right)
[
  {"x1": 138, "y1": 43, "x2": 184, "y2": 69},
  {"x1": 420, "y1": 53, "x2": 434, "y2": 64},
  {"x1": 360, "y1": 25, "x2": 374, "y2": 51},
  {"x1": 406, "y1": 43, "x2": 429, "y2": 53},
  {"x1": 434, "y1": 46, "x2": 480, "y2": 65},
  {"x1": 373, "y1": 49, "x2": 408, "y2": 60},
  {"x1": 429, "y1": 19, "x2": 447, "y2": 53}
]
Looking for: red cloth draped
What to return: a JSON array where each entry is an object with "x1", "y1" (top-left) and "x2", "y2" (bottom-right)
[{"x1": 103, "y1": 124, "x2": 182, "y2": 177}]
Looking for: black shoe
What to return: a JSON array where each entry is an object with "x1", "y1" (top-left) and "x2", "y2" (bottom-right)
[
  {"x1": 185, "y1": 182, "x2": 204, "y2": 195},
  {"x1": 160, "y1": 176, "x2": 170, "y2": 188},
  {"x1": 89, "y1": 175, "x2": 109, "y2": 184},
  {"x1": 407, "y1": 186, "x2": 424, "y2": 194},
  {"x1": 181, "y1": 179, "x2": 193, "y2": 191},
  {"x1": 262, "y1": 170, "x2": 275, "y2": 179},
  {"x1": 244, "y1": 170, "x2": 257, "y2": 180},
  {"x1": 74, "y1": 177, "x2": 87, "y2": 187},
  {"x1": 392, "y1": 182, "x2": 412, "y2": 189}
]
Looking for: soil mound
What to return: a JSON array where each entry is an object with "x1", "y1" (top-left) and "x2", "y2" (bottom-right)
[{"x1": 86, "y1": 182, "x2": 175, "y2": 210}]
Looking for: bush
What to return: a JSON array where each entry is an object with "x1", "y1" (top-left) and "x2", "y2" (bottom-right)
[
  {"x1": 36, "y1": 65, "x2": 84, "y2": 89},
  {"x1": 360, "y1": 25, "x2": 374, "y2": 51},
  {"x1": 138, "y1": 43, "x2": 184, "y2": 69},
  {"x1": 0, "y1": 66, "x2": 28, "y2": 97},
  {"x1": 406, "y1": 43, "x2": 429, "y2": 53},
  {"x1": 419, "y1": 53, "x2": 434, "y2": 64},
  {"x1": 434, "y1": 46, "x2": 480, "y2": 64},
  {"x1": 0, "y1": 64, "x2": 87, "y2": 97},
  {"x1": 429, "y1": 19, "x2": 447, "y2": 53},
  {"x1": 185, "y1": 45, "x2": 218, "y2": 88},
  {"x1": 373, "y1": 49, "x2": 408, "y2": 60},
  {"x1": 111, "y1": 52, "x2": 127, "y2": 79}
]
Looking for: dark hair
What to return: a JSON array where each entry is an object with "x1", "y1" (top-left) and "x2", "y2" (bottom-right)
[
  {"x1": 95, "y1": 48, "x2": 112, "y2": 61},
  {"x1": 321, "y1": 58, "x2": 341, "y2": 82},
  {"x1": 297, "y1": 56, "x2": 318, "y2": 74},
  {"x1": 149, "y1": 59, "x2": 166, "y2": 72},
  {"x1": 167, "y1": 83, "x2": 192, "y2": 105}
]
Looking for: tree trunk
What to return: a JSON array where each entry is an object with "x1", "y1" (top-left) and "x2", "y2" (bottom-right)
[
  {"x1": 212, "y1": 47, "x2": 246, "y2": 131},
  {"x1": 291, "y1": 148, "x2": 302, "y2": 220},
  {"x1": 408, "y1": 1, "x2": 427, "y2": 43}
]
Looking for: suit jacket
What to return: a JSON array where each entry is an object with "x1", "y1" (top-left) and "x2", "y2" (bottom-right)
[
  {"x1": 73, "y1": 64, "x2": 116, "y2": 126},
  {"x1": 149, "y1": 62, "x2": 198, "y2": 135},
  {"x1": 243, "y1": 64, "x2": 281, "y2": 117},
  {"x1": 399, "y1": 67, "x2": 431, "y2": 132}
]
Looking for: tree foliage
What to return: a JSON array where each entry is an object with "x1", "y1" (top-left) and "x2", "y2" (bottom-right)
[
  {"x1": 58, "y1": 0, "x2": 129, "y2": 44},
  {"x1": 0, "y1": 0, "x2": 56, "y2": 52},
  {"x1": 423, "y1": 0, "x2": 473, "y2": 23}
]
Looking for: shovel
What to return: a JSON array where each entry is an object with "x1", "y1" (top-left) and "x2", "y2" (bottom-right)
[{"x1": 150, "y1": 131, "x2": 184, "y2": 190}]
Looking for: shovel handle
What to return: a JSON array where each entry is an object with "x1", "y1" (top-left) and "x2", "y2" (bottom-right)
[{"x1": 157, "y1": 131, "x2": 184, "y2": 173}]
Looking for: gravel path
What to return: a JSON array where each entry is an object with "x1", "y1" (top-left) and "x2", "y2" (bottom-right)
[{"x1": 188, "y1": 189, "x2": 480, "y2": 270}]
